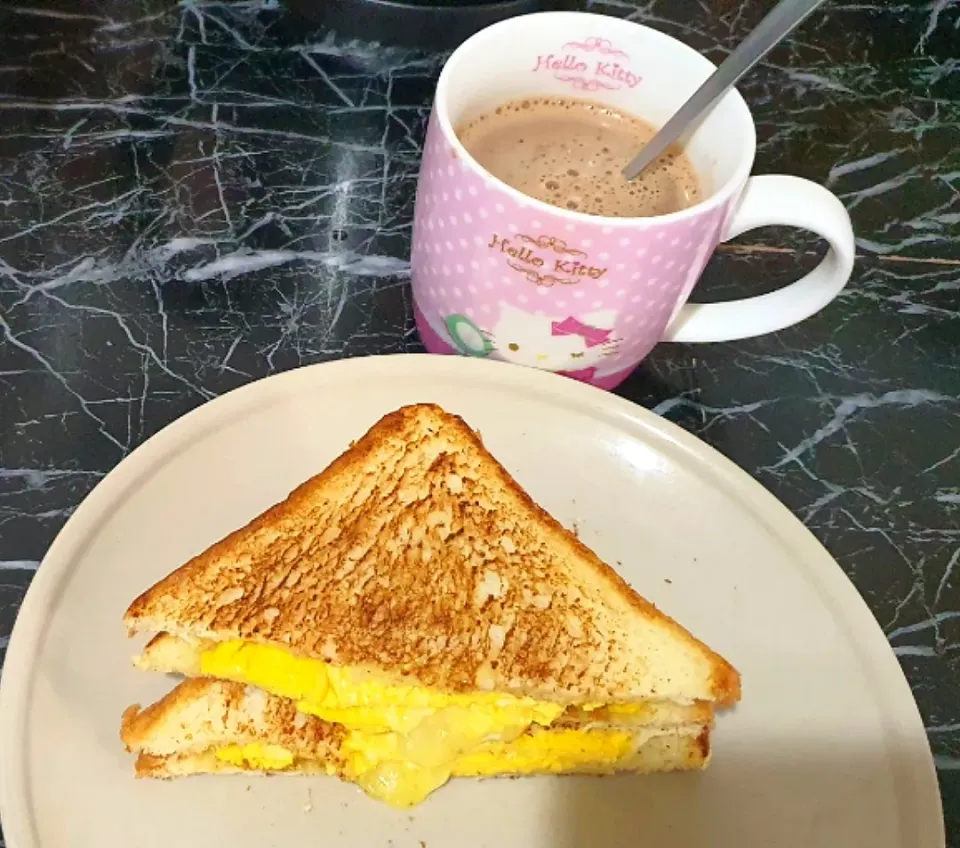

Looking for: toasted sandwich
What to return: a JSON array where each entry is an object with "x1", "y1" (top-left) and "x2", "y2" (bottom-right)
[{"x1": 122, "y1": 403, "x2": 739, "y2": 807}]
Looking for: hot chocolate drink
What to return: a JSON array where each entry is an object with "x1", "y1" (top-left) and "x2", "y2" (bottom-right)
[{"x1": 457, "y1": 96, "x2": 701, "y2": 218}]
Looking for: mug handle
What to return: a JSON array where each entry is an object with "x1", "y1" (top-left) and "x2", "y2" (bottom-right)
[{"x1": 662, "y1": 175, "x2": 855, "y2": 343}]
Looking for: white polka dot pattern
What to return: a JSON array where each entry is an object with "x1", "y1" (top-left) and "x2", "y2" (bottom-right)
[{"x1": 409, "y1": 113, "x2": 732, "y2": 388}]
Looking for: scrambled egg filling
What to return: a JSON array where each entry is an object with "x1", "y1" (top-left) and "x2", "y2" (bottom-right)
[
  {"x1": 212, "y1": 730, "x2": 635, "y2": 803},
  {"x1": 200, "y1": 640, "x2": 634, "y2": 807},
  {"x1": 455, "y1": 728, "x2": 635, "y2": 776},
  {"x1": 215, "y1": 742, "x2": 294, "y2": 770}
]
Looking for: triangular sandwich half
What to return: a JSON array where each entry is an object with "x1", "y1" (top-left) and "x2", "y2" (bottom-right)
[{"x1": 123, "y1": 403, "x2": 739, "y2": 806}]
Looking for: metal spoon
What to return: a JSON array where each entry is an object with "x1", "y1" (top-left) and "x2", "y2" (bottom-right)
[{"x1": 622, "y1": 0, "x2": 829, "y2": 181}]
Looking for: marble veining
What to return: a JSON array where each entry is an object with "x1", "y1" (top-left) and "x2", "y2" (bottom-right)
[{"x1": 0, "y1": 0, "x2": 957, "y2": 843}]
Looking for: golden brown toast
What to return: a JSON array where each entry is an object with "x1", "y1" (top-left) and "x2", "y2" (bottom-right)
[
  {"x1": 125, "y1": 404, "x2": 740, "y2": 706},
  {"x1": 123, "y1": 678, "x2": 711, "y2": 780}
]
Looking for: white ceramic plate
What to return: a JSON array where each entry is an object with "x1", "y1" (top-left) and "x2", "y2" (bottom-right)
[{"x1": 0, "y1": 355, "x2": 944, "y2": 848}]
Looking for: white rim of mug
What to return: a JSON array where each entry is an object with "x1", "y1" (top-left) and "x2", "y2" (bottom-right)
[{"x1": 434, "y1": 11, "x2": 757, "y2": 228}]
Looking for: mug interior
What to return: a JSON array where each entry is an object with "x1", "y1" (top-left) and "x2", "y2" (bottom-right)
[{"x1": 436, "y1": 12, "x2": 755, "y2": 212}]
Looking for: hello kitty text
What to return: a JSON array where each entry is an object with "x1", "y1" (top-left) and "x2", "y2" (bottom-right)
[
  {"x1": 487, "y1": 233, "x2": 608, "y2": 285},
  {"x1": 532, "y1": 53, "x2": 641, "y2": 90}
]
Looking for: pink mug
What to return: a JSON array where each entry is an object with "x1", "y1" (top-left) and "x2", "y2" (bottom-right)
[{"x1": 410, "y1": 12, "x2": 856, "y2": 390}]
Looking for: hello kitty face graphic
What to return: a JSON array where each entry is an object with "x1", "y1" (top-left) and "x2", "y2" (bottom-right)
[{"x1": 490, "y1": 303, "x2": 620, "y2": 373}]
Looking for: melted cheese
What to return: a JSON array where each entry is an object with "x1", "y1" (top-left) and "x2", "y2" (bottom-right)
[{"x1": 200, "y1": 640, "x2": 635, "y2": 808}]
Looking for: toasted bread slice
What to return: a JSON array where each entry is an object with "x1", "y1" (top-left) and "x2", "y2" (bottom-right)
[
  {"x1": 121, "y1": 677, "x2": 346, "y2": 759},
  {"x1": 124, "y1": 679, "x2": 711, "y2": 780},
  {"x1": 125, "y1": 404, "x2": 739, "y2": 706}
]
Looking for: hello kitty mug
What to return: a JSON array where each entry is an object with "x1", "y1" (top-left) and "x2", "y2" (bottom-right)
[{"x1": 410, "y1": 12, "x2": 855, "y2": 390}]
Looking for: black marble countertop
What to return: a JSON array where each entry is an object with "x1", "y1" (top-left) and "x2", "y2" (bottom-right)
[{"x1": 0, "y1": 0, "x2": 957, "y2": 843}]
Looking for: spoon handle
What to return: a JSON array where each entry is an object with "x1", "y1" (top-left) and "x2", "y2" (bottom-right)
[{"x1": 622, "y1": 0, "x2": 829, "y2": 181}]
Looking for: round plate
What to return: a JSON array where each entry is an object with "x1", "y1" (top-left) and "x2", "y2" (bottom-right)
[{"x1": 0, "y1": 355, "x2": 944, "y2": 847}]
